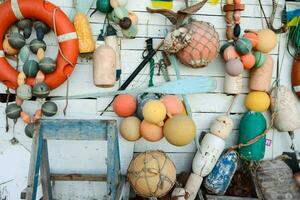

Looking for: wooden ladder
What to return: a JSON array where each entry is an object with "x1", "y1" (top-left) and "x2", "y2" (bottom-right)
[{"x1": 21, "y1": 119, "x2": 127, "y2": 200}]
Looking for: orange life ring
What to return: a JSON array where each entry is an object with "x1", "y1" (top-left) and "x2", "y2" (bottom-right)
[{"x1": 0, "y1": 0, "x2": 79, "y2": 90}]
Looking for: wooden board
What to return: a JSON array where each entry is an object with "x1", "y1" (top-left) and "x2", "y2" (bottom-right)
[{"x1": 0, "y1": 0, "x2": 299, "y2": 199}]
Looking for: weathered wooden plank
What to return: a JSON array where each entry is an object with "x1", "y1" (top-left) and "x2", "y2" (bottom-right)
[
  {"x1": 205, "y1": 195, "x2": 259, "y2": 200},
  {"x1": 50, "y1": 174, "x2": 107, "y2": 182},
  {"x1": 40, "y1": 140, "x2": 53, "y2": 200},
  {"x1": 39, "y1": 119, "x2": 109, "y2": 140}
]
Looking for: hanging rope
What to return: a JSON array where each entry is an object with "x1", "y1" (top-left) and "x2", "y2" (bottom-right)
[
  {"x1": 257, "y1": 0, "x2": 287, "y2": 34},
  {"x1": 52, "y1": 8, "x2": 76, "y2": 115}
]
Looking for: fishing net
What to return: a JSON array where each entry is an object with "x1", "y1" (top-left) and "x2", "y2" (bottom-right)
[
  {"x1": 176, "y1": 21, "x2": 220, "y2": 68},
  {"x1": 127, "y1": 150, "x2": 176, "y2": 198}
]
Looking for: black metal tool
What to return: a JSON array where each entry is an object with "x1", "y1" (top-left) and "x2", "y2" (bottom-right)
[{"x1": 99, "y1": 38, "x2": 163, "y2": 115}]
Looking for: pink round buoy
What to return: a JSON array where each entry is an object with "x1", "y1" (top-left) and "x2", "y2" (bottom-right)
[
  {"x1": 113, "y1": 94, "x2": 137, "y2": 117},
  {"x1": 225, "y1": 59, "x2": 244, "y2": 76},
  {"x1": 223, "y1": 46, "x2": 239, "y2": 61},
  {"x1": 160, "y1": 95, "x2": 184, "y2": 117},
  {"x1": 176, "y1": 21, "x2": 219, "y2": 68}
]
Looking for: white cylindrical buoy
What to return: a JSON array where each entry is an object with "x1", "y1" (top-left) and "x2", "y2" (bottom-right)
[
  {"x1": 192, "y1": 133, "x2": 225, "y2": 177},
  {"x1": 210, "y1": 115, "x2": 234, "y2": 140},
  {"x1": 185, "y1": 173, "x2": 203, "y2": 200},
  {"x1": 271, "y1": 85, "x2": 300, "y2": 132},
  {"x1": 224, "y1": 73, "x2": 243, "y2": 94}
]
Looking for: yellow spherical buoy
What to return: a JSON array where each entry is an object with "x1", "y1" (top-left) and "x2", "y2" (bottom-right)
[
  {"x1": 140, "y1": 120, "x2": 163, "y2": 142},
  {"x1": 119, "y1": 116, "x2": 141, "y2": 141},
  {"x1": 163, "y1": 114, "x2": 196, "y2": 146},
  {"x1": 245, "y1": 91, "x2": 270, "y2": 112},
  {"x1": 143, "y1": 100, "x2": 166, "y2": 126},
  {"x1": 255, "y1": 29, "x2": 277, "y2": 53}
]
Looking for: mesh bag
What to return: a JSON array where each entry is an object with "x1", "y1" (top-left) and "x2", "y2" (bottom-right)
[
  {"x1": 176, "y1": 21, "x2": 220, "y2": 68},
  {"x1": 127, "y1": 150, "x2": 176, "y2": 198}
]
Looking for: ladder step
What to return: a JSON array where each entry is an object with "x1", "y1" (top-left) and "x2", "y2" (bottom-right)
[{"x1": 50, "y1": 174, "x2": 107, "y2": 182}]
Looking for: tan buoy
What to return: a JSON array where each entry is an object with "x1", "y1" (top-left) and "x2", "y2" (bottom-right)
[
  {"x1": 127, "y1": 150, "x2": 176, "y2": 198},
  {"x1": 255, "y1": 29, "x2": 277, "y2": 53},
  {"x1": 119, "y1": 116, "x2": 141, "y2": 141},
  {"x1": 250, "y1": 55, "x2": 274, "y2": 91},
  {"x1": 210, "y1": 115, "x2": 234, "y2": 140},
  {"x1": 163, "y1": 114, "x2": 196, "y2": 146},
  {"x1": 271, "y1": 86, "x2": 300, "y2": 132},
  {"x1": 224, "y1": 73, "x2": 243, "y2": 94},
  {"x1": 93, "y1": 36, "x2": 116, "y2": 87}
]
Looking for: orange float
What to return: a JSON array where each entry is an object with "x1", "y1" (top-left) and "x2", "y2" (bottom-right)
[
  {"x1": 292, "y1": 57, "x2": 300, "y2": 99},
  {"x1": 0, "y1": 0, "x2": 79, "y2": 90}
]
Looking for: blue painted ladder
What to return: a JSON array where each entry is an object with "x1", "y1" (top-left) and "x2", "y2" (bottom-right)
[{"x1": 21, "y1": 119, "x2": 124, "y2": 200}]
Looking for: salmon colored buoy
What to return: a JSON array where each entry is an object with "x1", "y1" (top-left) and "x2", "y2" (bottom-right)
[
  {"x1": 160, "y1": 95, "x2": 184, "y2": 117},
  {"x1": 21, "y1": 111, "x2": 31, "y2": 124},
  {"x1": 292, "y1": 57, "x2": 300, "y2": 99},
  {"x1": 112, "y1": 94, "x2": 137, "y2": 117},
  {"x1": 0, "y1": 0, "x2": 79, "y2": 90},
  {"x1": 240, "y1": 53, "x2": 255, "y2": 69},
  {"x1": 250, "y1": 55, "x2": 273, "y2": 91},
  {"x1": 223, "y1": 46, "x2": 239, "y2": 61},
  {"x1": 140, "y1": 120, "x2": 163, "y2": 142}
]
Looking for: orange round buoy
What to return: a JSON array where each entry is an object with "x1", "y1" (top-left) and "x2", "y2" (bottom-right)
[
  {"x1": 20, "y1": 111, "x2": 31, "y2": 124},
  {"x1": 292, "y1": 57, "x2": 300, "y2": 99},
  {"x1": 160, "y1": 95, "x2": 184, "y2": 117},
  {"x1": 243, "y1": 32, "x2": 259, "y2": 48},
  {"x1": 0, "y1": 0, "x2": 79, "y2": 90},
  {"x1": 113, "y1": 94, "x2": 137, "y2": 117},
  {"x1": 240, "y1": 53, "x2": 255, "y2": 69},
  {"x1": 140, "y1": 120, "x2": 163, "y2": 142}
]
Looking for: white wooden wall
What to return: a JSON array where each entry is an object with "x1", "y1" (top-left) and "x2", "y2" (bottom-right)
[{"x1": 1, "y1": 0, "x2": 299, "y2": 199}]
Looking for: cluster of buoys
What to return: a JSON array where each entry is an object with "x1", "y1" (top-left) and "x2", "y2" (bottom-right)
[
  {"x1": 0, "y1": 0, "x2": 79, "y2": 138},
  {"x1": 235, "y1": 29, "x2": 277, "y2": 161},
  {"x1": 164, "y1": 21, "x2": 220, "y2": 68},
  {"x1": 222, "y1": 29, "x2": 277, "y2": 95},
  {"x1": 113, "y1": 93, "x2": 196, "y2": 146},
  {"x1": 94, "y1": 0, "x2": 138, "y2": 38},
  {"x1": 127, "y1": 150, "x2": 176, "y2": 198},
  {"x1": 4, "y1": 19, "x2": 59, "y2": 138}
]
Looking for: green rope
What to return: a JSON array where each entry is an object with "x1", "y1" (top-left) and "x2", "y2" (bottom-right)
[
  {"x1": 148, "y1": 58, "x2": 155, "y2": 87},
  {"x1": 288, "y1": 18, "x2": 300, "y2": 59}
]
